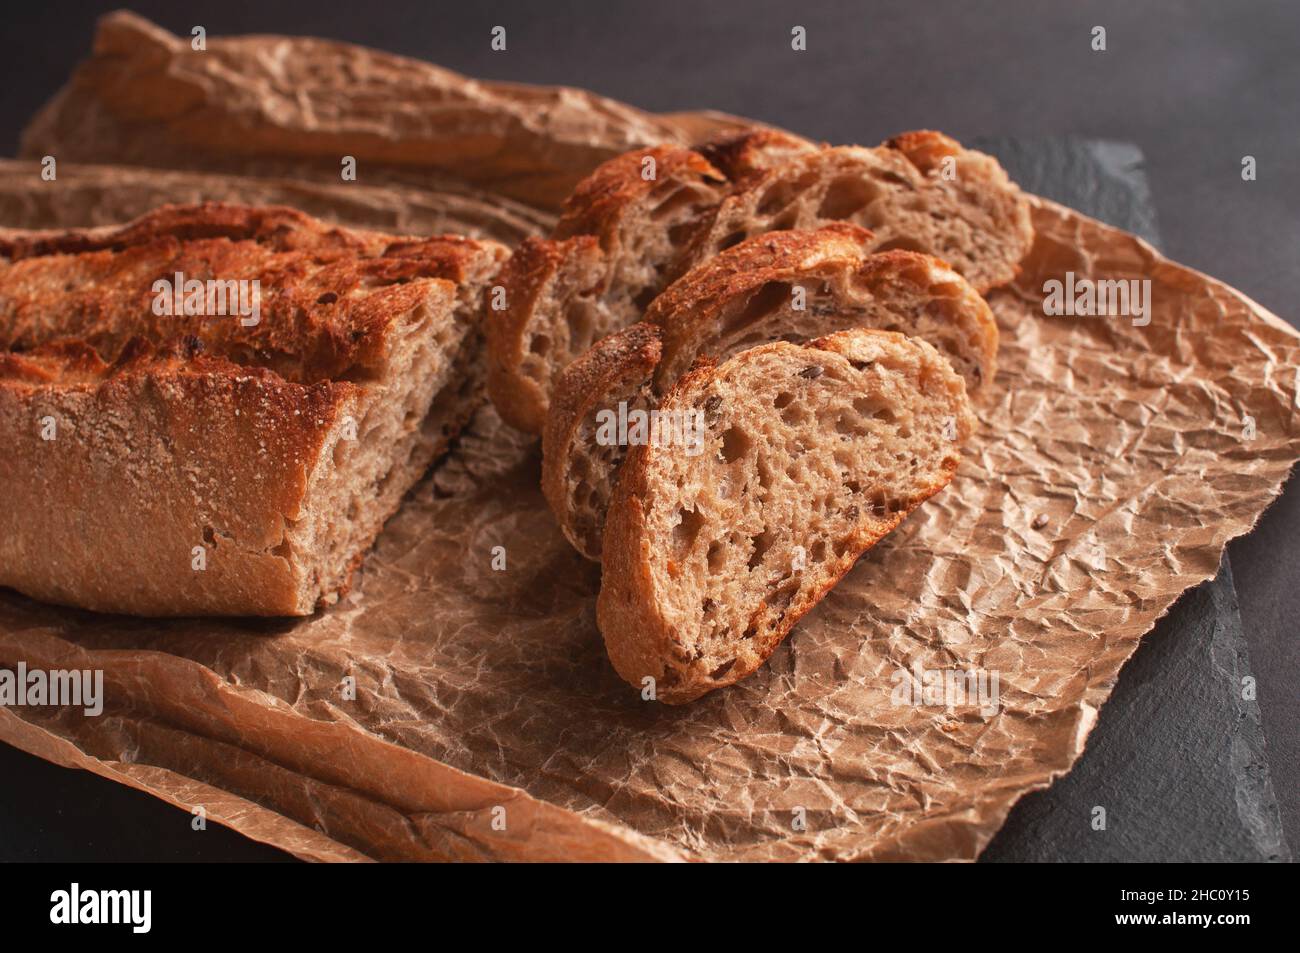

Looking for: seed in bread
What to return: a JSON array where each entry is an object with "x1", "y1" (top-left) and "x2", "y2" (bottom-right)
[{"x1": 597, "y1": 329, "x2": 975, "y2": 703}]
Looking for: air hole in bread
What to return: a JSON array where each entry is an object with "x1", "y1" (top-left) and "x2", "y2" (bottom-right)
[
  {"x1": 651, "y1": 187, "x2": 701, "y2": 220},
  {"x1": 773, "y1": 391, "x2": 794, "y2": 409},
  {"x1": 852, "y1": 397, "x2": 893, "y2": 422},
  {"x1": 768, "y1": 579, "x2": 799, "y2": 613},
  {"x1": 706, "y1": 539, "x2": 725, "y2": 573},
  {"x1": 780, "y1": 402, "x2": 809, "y2": 426},
  {"x1": 747, "y1": 530, "x2": 775, "y2": 570},
  {"x1": 633, "y1": 284, "x2": 660, "y2": 311},
  {"x1": 757, "y1": 183, "x2": 794, "y2": 215},
  {"x1": 717, "y1": 231, "x2": 748, "y2": 252},
  {"x1": 710, "y1": 658, "x2": 737, "y2": 680},
  {"x1": 833, "y1": 414, "x2": 856, "y2": 436},
  {"x1": 817, "y1": 176, "x2": 880, "y2": 218},
  {"x1": 770, "y1": 208, "x2": 800, "y2": 231},
  {"x1": 528, "y1": 333, "x2": 551, "y2": 356},
  {"x1": 331, "y1": 433, "x2": 353, "y2": 468},
  {"x1": 720, "y1": 426, "x2": 750, "y2": 463},
  {"x1": 668, "y1": 221, "x2": 697, "y2": 245},
  {"x1": 873, "y1": 236, "x2": 927, "y2": 254},
  {"x1": 724, "y1": 281, "x2": 792, "y2": 335},
  {"x1": 673, "y1": 506, "x2": 706, "y2": 555}
]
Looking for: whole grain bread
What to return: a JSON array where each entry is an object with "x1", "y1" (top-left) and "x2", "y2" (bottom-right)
[
  {"x1": 542, "y1": 225, "x2": 996, "y2": 560},
  {"x1": 0, "y1": 202, "x2": 507, "y2": 616},
  {"x1": 487, "y1": 129, "x2": 1029, "y2": 434},
  {"x1": 597, "y1": 329, "x2": 975, "y2": 703}
]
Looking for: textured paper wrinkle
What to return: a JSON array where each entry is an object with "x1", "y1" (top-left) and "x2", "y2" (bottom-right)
[{"x1": 1, "y1": 14, "x2": 1299, "y2": 862}]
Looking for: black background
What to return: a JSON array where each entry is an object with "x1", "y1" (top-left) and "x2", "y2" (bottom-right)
[{"x1": 0, "y1": 0, "x2": 1296, "y2": 862}]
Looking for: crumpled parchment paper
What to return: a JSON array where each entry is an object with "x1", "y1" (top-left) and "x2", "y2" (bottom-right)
[{"x1": 1, "y1": 13, "x2": 1297, "y2": 862}]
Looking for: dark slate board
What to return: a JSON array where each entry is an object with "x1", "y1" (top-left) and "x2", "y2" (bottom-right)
[{"x1": 975, "y1": 138, "x2": 1290, "y2": 862}]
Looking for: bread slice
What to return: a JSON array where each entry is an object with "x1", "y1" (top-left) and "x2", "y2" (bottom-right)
[
  {"x1": 597, "y1": 329, "x2": 975, "y2": 703},
  {"x1": 487, "y1": 130, "x2": 1029, "y2": 434},
  {"x1": 0, "y1": 202, "x2": 507, "y2": 616},
  {"x1": 485, "y1": 146, "x2": 731, "y2": 432},
  {"x1": 676, "y1": 132, "x2": 1033, "y2": 294},
  {"x1": 542, "y1": 225, "x2": 996, "y2": 560}
]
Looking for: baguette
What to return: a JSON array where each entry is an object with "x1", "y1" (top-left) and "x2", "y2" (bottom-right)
[
  {"x1": 597, "y1": 329, "x2": 975, "y2": 703},
  {"x1": 0, "y1": 202, "x2": 507, "y2": 616},
  {"x1": 488, "y1": 129, "x2": 1029, "y2": 434},
  {"x1": 542, "y1": 225, "x2": 996, "y2": 559}
]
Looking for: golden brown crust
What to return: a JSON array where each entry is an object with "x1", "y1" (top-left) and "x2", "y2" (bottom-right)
[
  {"x1": 0, "y1": 202, "x2": 506, "y2": 383},
  {"x1": 884, "y1": 129, "x2": 963, "y2": 174}
]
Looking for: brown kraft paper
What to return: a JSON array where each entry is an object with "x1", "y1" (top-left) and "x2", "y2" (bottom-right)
[{"x1": 0, "y1": 13, "x2": 1297, "y2": 861}]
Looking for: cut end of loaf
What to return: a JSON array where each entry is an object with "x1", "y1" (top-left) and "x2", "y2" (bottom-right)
[
  {"x1": 597, "y1": 329, "x2": 975, "y2": 703},
  {"x1": 284, "y1": 278, "x2": 489, "y2": 614}
]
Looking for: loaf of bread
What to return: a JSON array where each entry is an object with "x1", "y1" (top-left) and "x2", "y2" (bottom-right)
[
  {"x1": 0, "y1": 203, "x2": 507, "y2": 616},
  {"x1": 597, "y1": 329, "x2": 975, "y2": 703},
  {"x1": 543, "y1": 225, "x2": 996, "y2": 560},
  {"x1": 487, "y1": 129, "x2": 1029, "y2": 433}
]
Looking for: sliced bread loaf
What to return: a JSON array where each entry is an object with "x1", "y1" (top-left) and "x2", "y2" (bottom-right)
[
  {"x1": 488, "y1": 129, "x2": 1030, "y2": 435},
  {"x1": 0, "y1": 202, "x2": 507, "y2": 616},
  {"x1": 542, "y1": 225, "x2": 996, "y2": 560},
  {"x1": 597, "y1": 329, "x2": 975, "y2": 703}
]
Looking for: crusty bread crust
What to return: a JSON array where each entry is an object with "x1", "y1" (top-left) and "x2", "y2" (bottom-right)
[
  {"x1": 553, "y1": 145, "x2": 726, "y2": 244},
  {"x1": 0, "y1": 202, "x2": 507, "y2": 616},
  {"x1": 693, "y1": 128, "x2": 818, "y2": 181},
  {"x1": 543, "y1": 225, "x2": 997, "y2": 561},
  {"x1": 597, "y1": 330, "x2": 975, "y2": 703}
]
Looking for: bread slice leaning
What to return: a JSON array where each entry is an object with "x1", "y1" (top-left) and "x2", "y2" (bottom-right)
[
  {"x1": 676, "y1": 131, "x2": 1033, "y2": 295},
  {"x1": 597, "y1": 329, "x2": 975, "y2": 703},
  {"x1": 542, "y1": 225, "x2": 996, "y2": 560},
  {"x1": 486, "y1": 146, "x2": 732, "y2": 433},
  {"x1": 0, "y1": 202, "x2": 507, "y2": 616}
]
